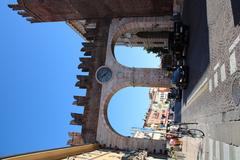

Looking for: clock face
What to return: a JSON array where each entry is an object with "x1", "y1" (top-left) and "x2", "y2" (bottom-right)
[{"x1": 96, "y1": 66, "x2": 112, "y2": 83}]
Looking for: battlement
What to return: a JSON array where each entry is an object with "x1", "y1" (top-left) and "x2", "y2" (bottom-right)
[
  {"x1": 67, "y1": 132, "x2": 85, "y2": 146},
  {"x1": 70, "y1": 113, "x2": 85, "y2": 126},
  {"x1": 72, "y1": 96, "x2": 89, "y2": 106},
  {"x1": 9, "y1": 0, "x2": 173, "y2": 23},
  {"x1": 8, "y1": 2, "x2": 42, "y2": 23},
  {"x1": 78, "y1": 57, "x2": 95, "y2": 72},
  {"x1": 75, "y1": 75, "x2": 92, "y2": 89}
]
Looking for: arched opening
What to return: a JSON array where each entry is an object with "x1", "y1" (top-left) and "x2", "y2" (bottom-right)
[
  {"x1": 108, "y1": 87, "x2": 149, "y2": 137},
  {"x1": 111, "y1": 18, "x2": 173, "y2": 68},
  {"x1": 113, "y1": 30, "x2": 170, "y2": 68},
  {"x1": 107, "y1": 87, "x2": 171, "y2": 140},
  {"x1": 114, "y1": 46, "x2": 161, "y2": 68}
]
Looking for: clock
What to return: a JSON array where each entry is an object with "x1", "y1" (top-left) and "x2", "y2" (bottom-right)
[{"x1": 96, "y1": 66, "x2": 113, "y2": 83}]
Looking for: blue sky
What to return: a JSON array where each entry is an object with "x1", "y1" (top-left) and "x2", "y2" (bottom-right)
[
  {"x1": 110, "y1": 47, "x2": 160, "y2": 136},
  {"x1": 0, "y1": 0, "x2": 159, "y2": 157}
]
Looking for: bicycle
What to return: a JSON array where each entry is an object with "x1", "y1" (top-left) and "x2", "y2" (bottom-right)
[
  {"x1": 168, "y1": 123, "x2": 205, "y2": 138},
  {"x1": 176, "y1": 128, "x2": 205, "y2": 138}
]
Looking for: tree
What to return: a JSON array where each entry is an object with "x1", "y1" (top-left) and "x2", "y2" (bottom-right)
[{"x1": 144, "y1": 47, "x2": 169, "y2": 57}]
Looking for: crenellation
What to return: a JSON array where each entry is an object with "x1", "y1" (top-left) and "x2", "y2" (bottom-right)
[
  {"x1": 78, "y1": 57, "x2": 95, "y2": 72},
  {"x1": 70, "y1": 113, "x2": 85, "y2": 126},
  {"x1": 80, "y1": 46, "x2": 95, "y2": 53},
  {"x1": 70, "y1": 119, "x2": 80, "y2": 126},
  {"x1": 76, "y1": 75, "x2": 89, "y2": 81},
  {"x1": 26, "y1": 17, "x2": 40, "y2": 23},
  {"x1": 8, "y1": 4, "x2": 23, "y2": 11},
  {"x1": 75, "y1": 75, "x2": 92, "y2": 89},
  {"x1": 17, "y1": 11, "x2": 30, "y2": 17},
  {"x1": 67, "y1": 132, "x2": 85, "y2": 146},
  {"x1": 81, "y1": 42, "x2": 95, "y2": 48},
  {"x1": 8, "y1": 3, "x2": 43, "y2": 23},
  {"x1": 9, "y1": 0, "x2": 173, "y2": 22},
  {"x1": 72, "y1": 96, "x2": 89, "y2": 106},
  {"x1": 77, "y1": 20, "x2": 111, "y2": 144},
  {"x1": 83, "y1": 51, "x2": 94, "y2": 57},
  {"x1": 78, "y1": 63, "x2": 93, "y2": 72}
]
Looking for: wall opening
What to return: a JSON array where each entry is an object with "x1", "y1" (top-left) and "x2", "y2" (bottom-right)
[
  {"x1": 108, "y1": 87, "x2": 171, "y2": 140},
  {"x1": 114, "y1": 46, "x2": 160, "y2": 68}
]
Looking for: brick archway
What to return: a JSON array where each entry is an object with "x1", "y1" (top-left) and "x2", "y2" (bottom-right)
[
  {"x1": 95, "y1": 18, "x2": 172, "y2": 152},
  {"x1": 110, "y1": 17, "x2": 173, "y2": 58},
  {"x1": 8, "y1": 0, "x2": 185, "y2": 156}
]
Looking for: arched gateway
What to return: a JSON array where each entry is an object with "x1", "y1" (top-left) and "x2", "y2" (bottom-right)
[
  {"x1": 95, "y1": 17, "x2": 172, "y2": 152},
  {"x1": 7, "y1": 0, "x2": 184, "y2": 159},
  {"x1": 70, "y1": 17, "x2": 172, "y2": 153}
]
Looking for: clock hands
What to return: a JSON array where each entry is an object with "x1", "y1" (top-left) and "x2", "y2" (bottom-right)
[{"x1": 102, "y1": 70, "x2": 108, "y2": 77}]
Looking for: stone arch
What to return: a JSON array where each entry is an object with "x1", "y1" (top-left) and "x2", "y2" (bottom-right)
[
  {"x1": 95, "y1": 17, "x2": 172, "y2": 152},
  {"x1": 96, "y1": 75, "x2": 169, "y2": 152},
  {"x1": 101, "y1": 82, "x2": 131, "y2": 138},
  {"x1": 109, "y1": 17, "x2": 173, "y2": 58}
]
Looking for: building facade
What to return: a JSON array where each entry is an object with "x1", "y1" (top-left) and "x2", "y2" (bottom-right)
[
  {"x1": 7, "y1": 0, "x2": 185, "y2": 158},
  {"x1": 145, "y1": 88, "x2": 170, "y2": 129},
  {"x1": 131, "y1": 88, "x2": 171, "y2": 141}
]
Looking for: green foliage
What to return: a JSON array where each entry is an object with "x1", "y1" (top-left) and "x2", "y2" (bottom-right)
[{"x1": 143, "y1": 47, "x2": 169, "y2": 57}]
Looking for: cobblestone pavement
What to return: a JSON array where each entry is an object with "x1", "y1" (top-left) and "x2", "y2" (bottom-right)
[
  {"x1": 177, "y1": 137, "x2": 203, "y2": 160},
  {"x1": 174, "y1": 136, "x2": 240, "y2": 160},
  {"x1": 179, "y1": 0, "x2": 240, "y2": 159}
]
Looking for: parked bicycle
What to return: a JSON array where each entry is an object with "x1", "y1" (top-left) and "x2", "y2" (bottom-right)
[
  {"x1": 176, "y1": 127, "x2": 205, "y2": 138},
  {"x1": 168, "y1": 123, "x2": 205, "y2": 138}
]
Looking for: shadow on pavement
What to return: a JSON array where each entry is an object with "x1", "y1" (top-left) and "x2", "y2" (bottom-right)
[
  {"x1": 231, "y1": 0, "x2": 240, "y2": 26},
  {"x1": 174, "y1": 101, "x2": 182, "y2": 123},
  {"x1": 181, "y1": 0, "x2": 210, "y2": 104}
]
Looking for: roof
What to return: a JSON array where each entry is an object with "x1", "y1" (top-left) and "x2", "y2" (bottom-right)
[{"x1": 9, "y1": 0, "x2": 173, "y2": 23}]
